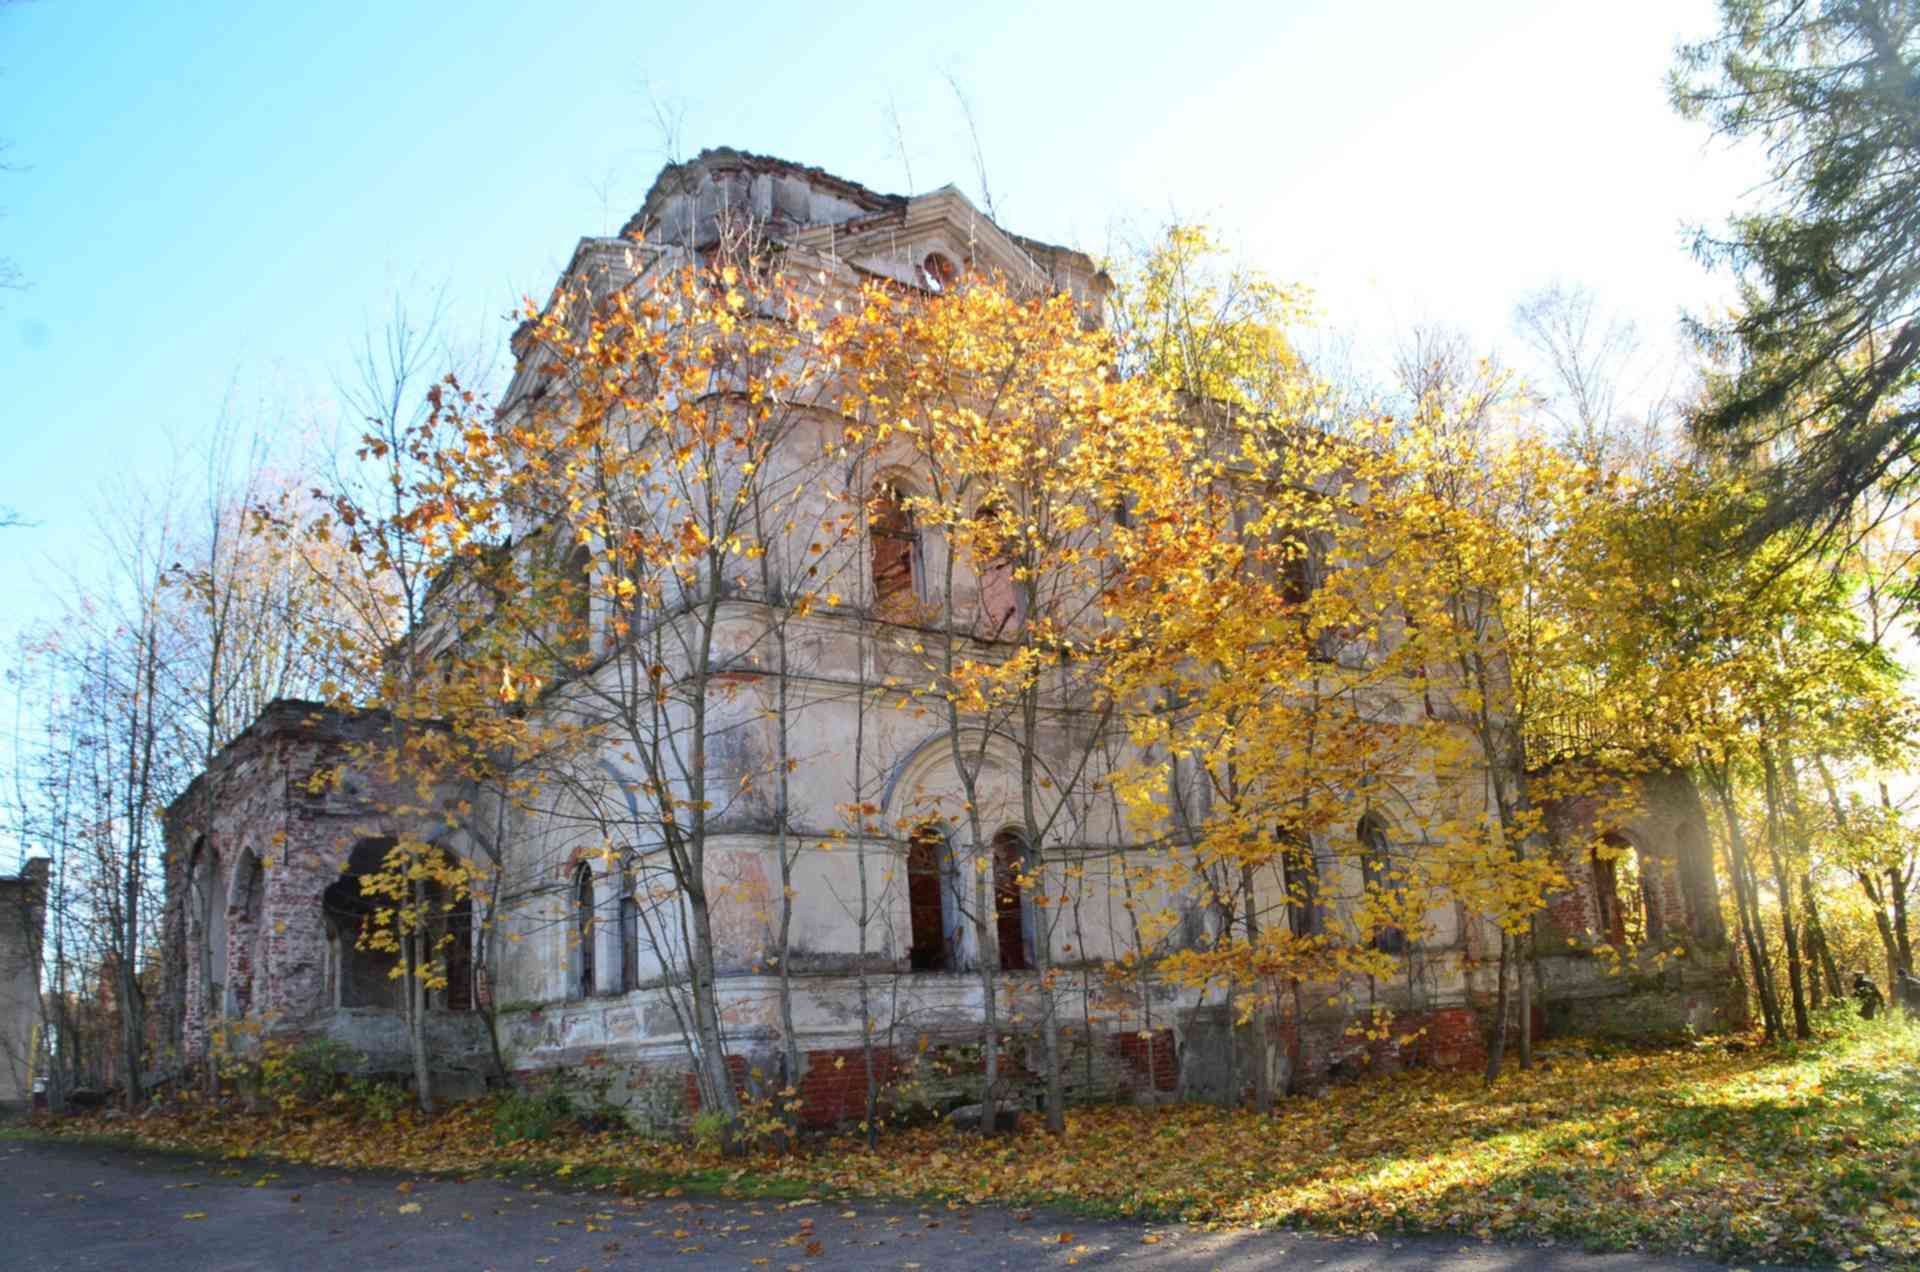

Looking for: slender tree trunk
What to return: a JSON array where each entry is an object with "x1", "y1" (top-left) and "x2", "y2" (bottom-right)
[
  {"x1": 1240, "y1": 865, "x2": 1272, "y2": 1113},
  {"x1": 1883, "y1": 783, "x2": 1914, "y2": 976},
  {"x1": 852, "y1": 673, "x2": 879, "y2": 1149},
  {"x1": 1019, "y1": 687, "x2": 1065, "y2": 1135},
  {"x1": 1812, "y1": 753, "x2": 1904, "y2": 986},
  {"x1": 1485, "y1": 927, "x2": 1511, "y2": 1085},
  {"x1": 682, "y1": 875, "x2": 738, "y2": 1122},
  {"x1": 1464, "y1": 641, "x2": 1534, "y2": 1078},
  {"x1": 1891, "y1": 865, "x2": 1914, "y2": 978},
  {"x1": 1801, "y1": 870, "x2": 1843, "y2": 1003},
  {"x1": 1861, "y1": 870, "x2": 1903, "y2": 987},
  {"x1": 1778, "y1": 747, "x2": 1842, "y2": 1002},
  {"x1": 1709, "y1": 769, "x2": 1781, "y2": 1039},
  {"x1": 1759, "y1": 744, "x2": 1811, "y2": 1040},
  {"x1": 771, "y1": 622, "x2": 802, "y2": 1143},
  {"x1": 1516, "y1": 923, "x2": 1533, "y2": 1070},
  {"x1": 119, "y1": 626, "x2": 160, "y2": 1109},
  {"x1": 408, "y1": 875, "x2": 433, "y2": 1113},
  {"x1": 847, "y1": 479, "x2": 881, "y2": 1149}
]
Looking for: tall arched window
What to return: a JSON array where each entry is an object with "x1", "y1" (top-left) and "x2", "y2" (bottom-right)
[
  {"x1": 991, "y1": 829, "x2": 1034, "y2": 972},
  {"x1": 906, "y1": 823, "x2": 950, "y2": 972},
  {"x1": 566, "y1": 539, "x2": 594, "y2": 655},
  {"x1": 1591, "y1": 833, "x2": 1651, "y2": 947},
  {"x1": 973, "y1": 500, "x2": 1020, "y2": 637},
  {"x1": 441, "y1": 890, "x2": 475, "y2": 1011},
  {"x1": 1357, "y1": 813, "x2": 1406, "y2": 956},
  {"x1": 619, "y1": 879, "x2": 640, "y2": 994},
  {"x1": 231, "y1": 851, "x2": 267, "y2": 1016},
  {"x1": 323, "y1": 838, "x2": 405, "y2": 1010},
  {"x1": 869, "y1": 479, "x2": 918, "y2": 616},
  {"x1": 190, "y1": 842, "x2": 227, "y2": 1019},
  {"x1": 1278, "y1": 830, "x2": 1320, "y2": 939},
  {"x1": 572, "y1": 863, "x2": 596, "y2": 998}
]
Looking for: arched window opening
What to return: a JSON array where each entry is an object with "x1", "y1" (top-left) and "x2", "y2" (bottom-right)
[
  {"x1": 620, "y1": 889, "x2": 641, "y2": 993},
  {"x1": 231, "y1": 851, "x2": 267, "y2": 1017},
  {"x1": 191, "y1": 842, "x2": 227, "y2": 1019},
  {"x1": 566, "y1": 539, "x2": 594, "y2": 654},
  {"x1": 1277, "y1": 529, "x2": 1345, "y2": 663},
  {"x1": 1278, "y1": 830, "x2": 1320, "y2": 939},
  {"x1": 1357, "y1": 813, "x2": 1406, "y2": 956},
  {"x1": 907, "y1": 823, "x2": 950, "y2": 972},
  {"x1": 1278, "y1": 534, "x2": 1315, "y2": 606},
  {"x1": 322, "y1": 838, "x2": 405, "y2": 1011},
  {"x1": 992, "y1": 829, "x2": 1034, "y2": 972},
  {"x1": 973, "y1": 500, "x2": 1020, "y2": 638},
  {"x1": 919, "y1": 251, "x2": 958, "y2": 293},
  {"x1": 1592, "y1": 833, "x2": 1645, "y2": 947},
  {"x1": 869, "y1": 480, "x2": 919, "y2": 617},
  {"x1": 572, "y1": 863, "x2": 597, "y2": 998},
  {"x1": 440, "y1": 890, "x2": 475, "y2": 1011}
]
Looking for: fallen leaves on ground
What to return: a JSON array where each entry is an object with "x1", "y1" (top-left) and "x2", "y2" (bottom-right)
[{"x1": 25, "y1": 1015, "x2": 1919, "y2": 1267}]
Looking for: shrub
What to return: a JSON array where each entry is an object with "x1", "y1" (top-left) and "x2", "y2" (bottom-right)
[
  {"x1": 342, "y1": 1076, "x2": 409, "y2": 1124},
  {"x1": 689, "y1": 1108, "x2": 731, "y2": 1151},
  {"x1": 492, "y1": 1086, "x2": 574, "y2": 1144},
  {"x1": 254, "y1": 1037, "x2": 360, "y2": 1110},
  {"x1": 283, "y1": 1038, "x2": 360, "y2": 1101}
]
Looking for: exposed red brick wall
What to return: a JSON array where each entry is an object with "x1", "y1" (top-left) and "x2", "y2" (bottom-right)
[
  {"x1": 795, "y1": 1047, "x2": 901, "y2": 1126},
  {"x1": 681, "y1": 1053, "x2": 750, "y2": 1113},
  {"x1": 1112, "y1": 1028, "x2": 1177, "y2": 1092},
  {"x1": 1411, "y1": 1006, "x2": 1487, "y2": 1071}
]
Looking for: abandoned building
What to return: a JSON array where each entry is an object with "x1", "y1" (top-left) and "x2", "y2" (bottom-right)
[
  {"x1": 0, "y1": 856, "x2": 48, "y2": 1108},
  {"x1": 160, "y1": 149, "x2": 1742, "y2": 1125}
]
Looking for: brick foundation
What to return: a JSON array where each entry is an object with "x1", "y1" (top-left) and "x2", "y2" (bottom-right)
[
  {"x1": 1112, "y1": 1027, "x2": 1178, "y2": 1092},
  {"x1": 795, "y1": 1047, "x2": 901, "y2": 1125}
]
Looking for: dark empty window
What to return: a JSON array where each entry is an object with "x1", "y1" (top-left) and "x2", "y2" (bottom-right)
[
  {"x1": 1279, "y1": 831, "x2": 1321, "y2": 938},
  {"x1": 920, "y1": 252, "x2": 958, "y2": 292},
  {"x1": 992, "y1": 829, "x2": 1033, "y2": 971},
  {"x1": 907, "y1": 824, "x2": 949, "y2": 972},
  {"x1": 323, "y1": 837, "x2": 405, "y2": 1011},
  {"x1": 573, "y1": 863, "x2": 596, "y2": 997},
  {"x1": 974, "y1": 500, "x2": 1019, "y2": 636},
  {"x1": 870, "y1": 480, "x2": 917, "y2": 614},
  {"x1": 620, "y1": 889, "x2": 640, "y2": 992},
  {"x1": 442, "y1": 891, "x2": 474, "y2": 1011},
  {"x1": 1358, "y1": 813, "x2": 1406, "y2": 956}
]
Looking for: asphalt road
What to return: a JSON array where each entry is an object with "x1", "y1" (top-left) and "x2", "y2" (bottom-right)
[{"x1": 1, "y1": 1137, "x2": 1794, "y2": 1271}]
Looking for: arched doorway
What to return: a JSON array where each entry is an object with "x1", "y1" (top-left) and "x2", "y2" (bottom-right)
[{"x1": 324, "y1": 837, "x2": 475, "y2": 1011}]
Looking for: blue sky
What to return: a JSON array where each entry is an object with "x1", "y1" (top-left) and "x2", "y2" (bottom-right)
[{"x1": 0, "y1": 0, "x2": 1753, "y2": 754}]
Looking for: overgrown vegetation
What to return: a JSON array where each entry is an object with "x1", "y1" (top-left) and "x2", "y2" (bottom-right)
[{"x1": 490, "y1": 1085, "x2": 574, "y2": 1145}]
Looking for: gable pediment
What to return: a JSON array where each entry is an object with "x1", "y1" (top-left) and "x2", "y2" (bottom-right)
[{"x1": 792, "y1": 187, "x2": 1052, "y2": 292}]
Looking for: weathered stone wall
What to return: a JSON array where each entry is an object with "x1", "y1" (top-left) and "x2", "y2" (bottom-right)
[
  {"x1": 0, "y1": 859, "x2": 48, "y2": 1106},
  {"x1": 1535, "y1": 767, "x2": 1745, "y2": 1037},
  {"x1": 1541, "y1": 766, "x2": 1726, "y2": 951},
  {"x1": 164, "y1": 702, "x2": 474, "y2": 1065}
]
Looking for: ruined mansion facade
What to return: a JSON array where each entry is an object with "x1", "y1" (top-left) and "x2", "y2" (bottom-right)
[{"x1": 161, "y1": 150, "x2": 1740, "y2": 1124}]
